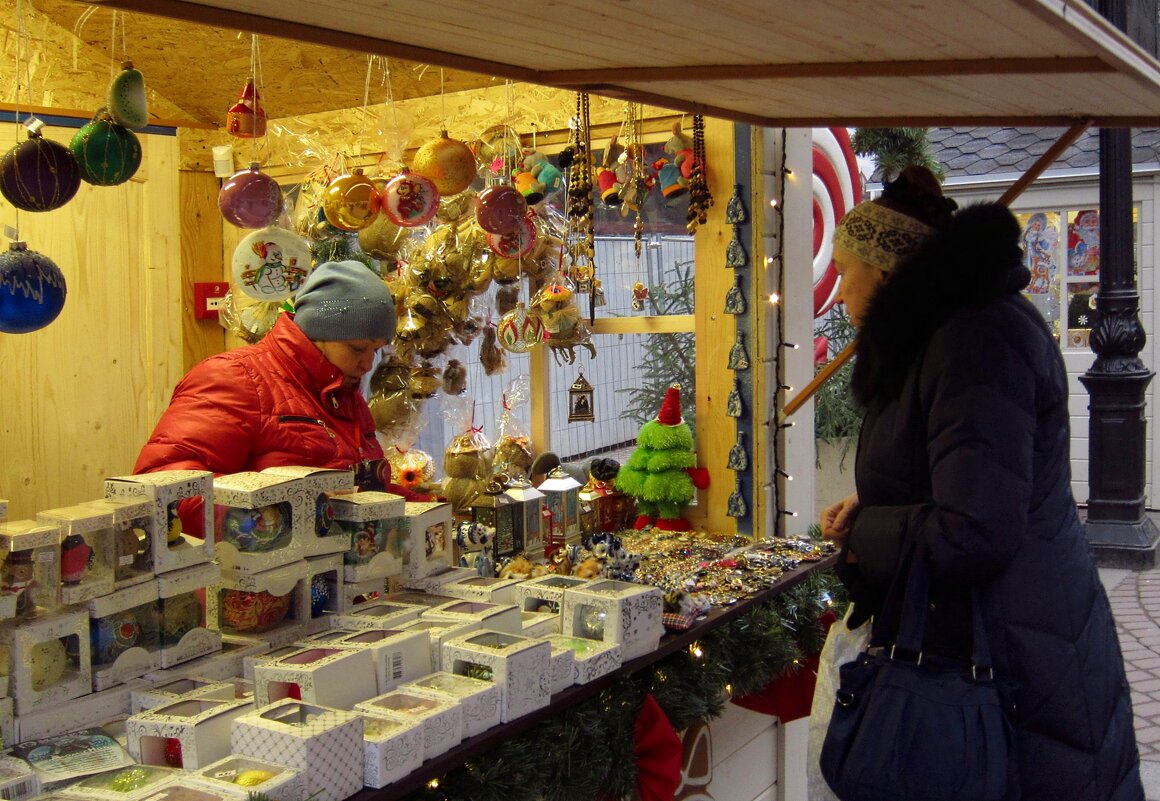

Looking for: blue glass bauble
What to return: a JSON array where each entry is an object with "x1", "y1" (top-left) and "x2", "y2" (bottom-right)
[
  {"x1": 0, "y1": 242, "x2": 66, "y2": 333},
  {"x1": 310, "y1": 574, "x2": 330, "y2": 618}
]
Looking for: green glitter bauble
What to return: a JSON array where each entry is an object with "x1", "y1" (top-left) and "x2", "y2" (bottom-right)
[{"x1": 70, "y1": 115, "x2": 142, "y2": 186}]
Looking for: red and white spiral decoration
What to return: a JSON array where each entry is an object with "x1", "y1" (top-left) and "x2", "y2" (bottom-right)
[{"x1": 812, "y1": 127, "x2": 862, "y2": 318}]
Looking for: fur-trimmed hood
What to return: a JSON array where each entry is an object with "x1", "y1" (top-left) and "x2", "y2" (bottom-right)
[{"x1": 850, "y1": 202, "x2": 1030, "y2": 405}]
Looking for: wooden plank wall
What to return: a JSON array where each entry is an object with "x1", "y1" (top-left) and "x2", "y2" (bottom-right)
[{"x1": 0, "y1": 121, "x2": 184, "y2": 519}]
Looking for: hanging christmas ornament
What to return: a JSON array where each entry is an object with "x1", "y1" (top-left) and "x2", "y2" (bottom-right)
[
  {"x1": 436, "y1": 189, "x2": 477, "y2": 224},
  {"x1": 28, "y1": 637, "x2": 67, "y2": 691},
  {"x1": 726, "y1": 477, "x2": 748, "y2": 519},
  {"x1": 631, "y1": 281, "x2": 649, "y2": 311},
  {"x1": 727, "y1": 430, "x2": 749, "y2": 471},
  {"x1": 107, "y1": 61, "x2": 148, "y2": 130},
  {"x1": 310, "y1": 574, "x2": 330, "y2": 617},
  {"x1": 726, "y1": 377, "x2": 743, "y2": 418},
  {"x1": 69, "y1": 111, "x2": 141, "y2": 186},
  {"x1": 226, "y1": 78, "x2": 267, "y2": 138},
  {"x1": 726, "y1": 227, "x2": 748, "y2": 268},
  {"x1": 728, "y1": 331, "x2": 749, "y2": 370},
  {"x1": 0, "y1": 126, "x2": 82, "y2": 212},
  {"x1": 412, "y1": 130, "x2": 476, "y2": 196},
  {"x1": 725, "y1": 184, "x2": 748, "y2": 224},
  {"x1": 218, "y1": 163, "x2": 281, "y2": 229},
  {"x1": 358, "y1": 206, "x2": 409, "y2": 261},
  {"x1": 497, "y1": 302, "x2": 543, "y2": 353},
  {"x1": 724, "y1": 275, "x2": 746, "y2": 314},
  {"x1": 231, "y1": 226, "x2": 310, "y2": 301},
  {"x1": 486, "y1": 212, "x2": 536, "y2": 258},
  {"x1": 686, "y1": 114, "x2": 714, "y2": 234},
  {"x1": 568, "y1": 372, "x2": 595, "y2": 422},
  {"x1": 475, "y1": 184, "x2": 527, "y2": 235},
  {"x1": 0, "y1": 241, "x2": 67, "y2": 333},
  {"x1": 322, "y1": 168, "x2": 381, "y2": 232},
  {"x1": 380, "y1": 169, "x2": 439, "y2": 228}
]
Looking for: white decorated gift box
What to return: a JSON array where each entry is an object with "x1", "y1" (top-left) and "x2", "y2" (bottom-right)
[
  {"x1": 205, "y1": 560, "x2": 306, "y2": 648},
  {"x1": 1, "y1": 606, "x2": 91, "y2": 714},
  {"x1": 103, "y1": 470, "x2": 215, "y2": 574},
  {"x1": 127, "y1": 696, "x2": 252, "y2": 769},
  {"x1": 0, "y1": 520, "x2": 62, "y2": 619},
  {"x1": 545, "y1": 634, "x2": 623, "y2": 684},
  {"x1": 302, "y1": 552, "x2": 343, "y2": 633},
  {"x1": 325, "y1": 628, "x2": 431, "y2": 694},
  {"x1": 0, "y1": 696, "x2": 11, "y2": 751},
  {"x1": 252, "y1": 645, "x2": 376, "y2": 709},
  {"x1": 420, "y1": 599, "x2": 522, "y2": 635},
  {"x1": 87, "y1": 579, "x2": 161, "y2": 690},
  {"x1": 241, "y1": 644, "x2": 303, "y2": 682},
  {"x1": 334, "y1": 599, "x2": 425, "y2": 631},
  {"x1": 187, "y1": 754, "x2": 305, "y2": 801},
  {"x1": 260, "y1": 465, "x2": 355, "y2": 558},
  {"x1": 185, "y1": 678, "x2": 255, "y2": 704},
  {"x1": 547, "y1": 641, "x2": 574, "y2": 695},
  {"x1": 157, "y1": 562, "x2": 221, "y2": 669},
  {"x1": 400, "y1": 501, "x2": 453, "y2": 581},
  {"x1": 231, "y1": 699, "x2": 363, "y2": 801},
  {"x1": 55, "y1": 765, "x2": 177, "y2": 801},
  {"x1": 383, "y1": 590, "x2": 460, "y2": 608},
  {"x1": 399, "y1": 671, "x2": 501, "y2": 739},
  {"x1": 355, "y1": 689, "x2": 462, "y2": 759},
  {"x1": 13, "y1": 681, "x2": 139, "y2": 742},
  {"x1": 515, "y1": 573, "x2": 593, "y2": 614},
  {"x1": 82, "y1": 497, "x2": 157, "y2": 590},
  {"x1": 331, "y1": 491, "x2": 406, "y2": 583},
  {"x1": 358, "y1": 712, "x2": 425, "y2": 789},
  {"x1": 131, "y1": 676, "x2": 223, "y2": 714},
  {"x1": 147, "y1": 633, "x2": 271, "y2": 683},
  {"x1": 338, "y1": 574, "x2": 390, "y2": 611},
  {"x1": 520, "y1": 609, "x2": 561, "y2": 638},
  {"x1": 402, "y1": 564, "x2": 477, "y2": 595},
  {"x1": 441, "y1": 574, "x2": 523, "y2": 605},
  {"x1": 212, "y1": 472, "x2": 309, "y2": 574},
  {"x1": 441, "y1": 630, "x2": 552, "y2": 723},
  {"x1": 0, "y1": 753, "x2": 37, "y2": 801},
  {"x1": 396, "y1": 619, "x2": 482, "y2": 672},
  {"x1": 560, "y1": 578, "x2": 663, "y2": 661},
  {"x1": 37, "y1": 504, "x2": 116, "y2": 605}
]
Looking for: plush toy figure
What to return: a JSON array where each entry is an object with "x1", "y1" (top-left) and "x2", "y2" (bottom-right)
[
  {"x1": 514, "y1": 149, "x2": 562, "y2": 204},
  {"x1": 531, "y1": 282, "x2": 581, "y2": 336},
  {"x1": 615, "y1": 384, "x2": 710, "y2": 531},
  {"x1": 652, "y1": 122, "x2": 696, "y2": 200},
  {"x1": 597, "y1": 135, "x2": 626, "y2": 205}
]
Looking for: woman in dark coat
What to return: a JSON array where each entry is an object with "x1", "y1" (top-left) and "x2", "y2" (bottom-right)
[{"x1": 820, "y1": 167, "x2": 1143, "y2": 801}]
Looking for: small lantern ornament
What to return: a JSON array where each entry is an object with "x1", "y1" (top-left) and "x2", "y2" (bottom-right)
[
  {"x1": 568, "y1": 372, "x2": 595, "y2": 422},
  {"x1": 0, "y1": 241, "x2": 67, "y2": 333},
  {"x1": 0, "y1": 123, "x2": 82, "y2": 212},
  {"x1": 218, "y1": 163, "x2": 281, "y2": 229},
  {"x1": 322, "y1": 168, "x2": 381, "y2": 232},
  {"x1": 470, "y1": 480, "x2": 518, "y2": 560},
  {"x1": 226, "y1": 79, "x2": 267, "y2": 138},
  {"x1": 538, "y1": 466, "x2": 582, "y2": 553},
  {"x1": 504, "y1": 476, "x2": 546, "y2": 558},
  {"x1": 578, "y1": 457, "x2": 633, "y2": 537},
  {"x1": 69, "y1": 111, "x2": 142, "y2": 186}
]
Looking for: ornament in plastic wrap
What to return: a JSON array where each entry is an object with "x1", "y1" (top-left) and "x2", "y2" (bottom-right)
[
  {"x1": 310, "y1": 574, "x2": 330, "y2": 617},
  {"x1": 436, "y1": 189, "x2": 477, "y2": 224},
  {"x1": 222, "y1": 289, "x2": 281, "y2": 344},
  {"x1": 0, "y1": 129, "x2": 81, "y2": 212},
  {"x1": 69, "y1": 112, "x2": 141, "y2": 186},
  {"x1": 486, "y1": 212, "x2": 536, "y2": 258},
  {"x1": 443, "y1": 359, "x2": 468, "y2": 395},
  {"x1": 231, "y1": 226, "x2": 310, "y2": 301},
  {"x1": 442, "y1": 292, "x2": 469, "y2": 325},
  {"x1": 471, "y1": 124, "x2": 522, "y2": 178},
  {"x1": 494, "y1": 435, "x2": 534, "y2": 479},
  {"x1": 497, "y1": 302, "x2": 543, "y2": 353},
  {"x1": 221, "y1": 588, "x2": 292, "y2": 633},
  {"x1": 219, "y1": 503, "x2": 291, "y2": 552},
  {"x1": 322, "y1": 169, "x2": 381, "y2": 232},
  {"x1": 409, "y1": 361, "x2": 442, "y2": 398},
  {"x1": 444, "y1": 430, "x2": 493, "y2": 479},
  {"x1": 107, "y1": 61, "x2": 148, "y2": 129},
  {"x1": 474, "y1": 184, "x2": 527, "y2": 234},
  {"x1": 495, "y1": 284, "x2": 519, "y2": 317},
  {"x1": 29, "y1": 637, "x2": 67, "y2": 691},
  {"x1": 91, "y1": 609, "x2": 141, "y2": 664},
  {"x1": 0, "y1": 241, "x2": 67, "y2": 334},
  {"x1": 388, "y1": 448, "x2": 435, "y2": 493},
  {"x1": 479, "y1": 324, "x2": 506, "y2": 375},
  {"x1": 381, "y1": 170, "x2": 439, "y2": 227},
  {"x1": 412, "y1": 130, "x2": 477, "y2": 196},
  {"x1": 358, "y1": 208, "x2": 409, "y2": 261},
  {"x1": 531, "y1": 282, "x2": 580, "y2": 336},
  {"x1": 226, "y1": 78, "x2": 267, "y2": 138},
  {"x1": 219, "y1": 163, "x2": 281, "y2": 229},
  {"x1": 466, "y1": 248, "x2": 494, "y2": 296},
  {"x1": 368, "y1": 358, "x2": 420, "y2": 436},
  {"x1": 419, "y1": 225, "x2": 471, "y2": 297},
  {"x1": 491, "y1": 255, "x2": 522, "y2": 285}
]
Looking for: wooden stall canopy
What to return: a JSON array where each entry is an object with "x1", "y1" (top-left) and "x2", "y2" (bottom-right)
[{"x1": 78, "y1": 0, "x2": 1160, "y2": 127}]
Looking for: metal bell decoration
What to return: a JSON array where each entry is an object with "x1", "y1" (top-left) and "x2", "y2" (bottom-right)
[
  {"x1": 725, "y1": 183, "x2": 748, "y2": 224},
  {"x1": 726, "y1": 378, "x2": 743, "y2": 418},
  {"x1": 728, "y1": 331, "x2": 749, "y2": 371},
  {"x1": 726, "y1": 477, "x2": 748, "y2": 519},
  {"x1": 727, "y1": 430, "x2": 749, "y2": 471},
  {"x1": 724, "y1": 276, "x2": 746, "y2": 314},
  {"x1": 725, "y1": 226, "x2": 748, "y2": 268}
]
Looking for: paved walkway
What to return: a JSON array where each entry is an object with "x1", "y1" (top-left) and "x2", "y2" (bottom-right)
[{"x1": 1103, "y1": 564, "x2": 1160, "y2": 799}]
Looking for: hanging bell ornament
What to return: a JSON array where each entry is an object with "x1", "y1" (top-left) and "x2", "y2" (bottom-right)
[
  {"x1": 724, "y1": 276, "x2": 746, "y2": 315},
  {"x1": 107, "y1": 61, "x2": 148, "y2": 130},
  {"x1": 411, "y1": 130, "x2": 477, "y2": 196},
  {"x1": 219, "y1": 163, "x2": 281, "y2": 229},
  {"x1": 727, "y1": 430, "x2": 749, "y2": 471},
  {"x1": 475, "y1": 185, "x2": 528, "y2": 235},
  {"x1": 322, "y1": 168, "x2": 382, "y2": 232},
  {"x1": 0, "y1": 126, "x2": 82, "y2": 212},
  {"x1": 728, "y1": 331, "x2": 749, "y2": 371},
  {"x1": 0, "y1": 241, "x2": 67, "y2": 334},
  {"x1": 725, "y1": 226, "x2": 748, "y2": 268},
  {"x1": 725, "y1": 183, "x2": 748, "y2": 224},
  {"x1": 69, "y1": 111, "x2": 141, "y2": 186},
  {"x1": 226, "y1": 79, "x2": 268, "y2": 138},
  {"x1": 380, "y1": 169, "x2": 440, "y2": 228},
  {"x1": 726, "y1": 477, "x2": 748, "y2": 519},
  {"x1": 726, "y1": 377, "x2": 743, "y2": 418}
]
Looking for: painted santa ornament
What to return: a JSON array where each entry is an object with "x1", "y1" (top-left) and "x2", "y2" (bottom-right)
[
  {"x1": 380, "y1": 169, "x2": 440, "y2": 227},
  {"x1": 219, "y1": 163, "x2": 282, "y2": 229},
  {"x1": 231, "y1": 226, "x2": 311, "y2": 301},
  {"x1": 0, "y1": 130, "x2": 82, "y2": 212},
  {"x1": 69, "y1": 112, "x2": 142, "y2": 186},
  {"x1": 0, "y1": 241, "x2": 67, "y2": 333},
  {"x1": 486, "y1": 212, "x2": 536, "y2": 258}
]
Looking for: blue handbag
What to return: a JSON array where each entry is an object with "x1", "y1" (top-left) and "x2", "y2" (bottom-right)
[{"x1": 819, "y1": 543, "x2": 1016, "y2": 801}]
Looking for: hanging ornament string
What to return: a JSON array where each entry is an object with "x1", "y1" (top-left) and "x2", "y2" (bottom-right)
[
  {"x1": 248, "y1": 34, "x2": 264, "y2": 163},
  {"x1": 564, "y1": 92, "x2": 595, "y2": 323},
  {"x1": 770, "y1": 127, "x2": 793, "y2": 534},
  {"x1": 686, "y1": 114, "x2": 713, "y2": 234},
  {"x1": 439, "y1": 67, "x2": 447, "y2": 132},
  {"x1": 627, "y1": 101, "x2": 645, "y2": 259},
  {"x1": 382, "y1": 56, "x2": 402, "y2": 168}
]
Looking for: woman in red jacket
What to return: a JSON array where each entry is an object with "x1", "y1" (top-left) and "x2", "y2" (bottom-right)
[{"x1": 135, "y1": 259, "x2": 395, "y2": 495}]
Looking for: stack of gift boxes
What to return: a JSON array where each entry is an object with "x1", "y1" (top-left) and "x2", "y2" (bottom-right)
[{"x1": 0, "y1": 463, "x2": 662, "y2": 799}]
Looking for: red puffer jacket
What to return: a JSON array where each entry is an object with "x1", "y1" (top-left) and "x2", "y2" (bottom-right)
[{"x1": 135, "y1": 312, "x2": 383, "y2": 484}]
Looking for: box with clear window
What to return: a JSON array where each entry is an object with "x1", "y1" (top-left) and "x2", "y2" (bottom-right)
[
  {"x1": 104, "y1": 470, "x2": 215, "y2": 575},
  {"x1": 37, "y1": 504, "x2": 117, "y2": 605},
  {"x1": 0, "y1": 520, "x2": 62, "y2": 621}
]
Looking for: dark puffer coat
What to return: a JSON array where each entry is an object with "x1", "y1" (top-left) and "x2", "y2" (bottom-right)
[{"x1": 840, "y1": 203, "x2": 1142, "y2": 801}]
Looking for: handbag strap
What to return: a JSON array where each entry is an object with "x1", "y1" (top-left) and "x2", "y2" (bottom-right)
[{"x1": 893, "y1": 540, "x2": 993, "y2": 673}]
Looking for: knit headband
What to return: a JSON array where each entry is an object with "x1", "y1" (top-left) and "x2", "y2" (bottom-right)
[{"x1": 833, "y1": 201, "x2": 934, "y2": 272}]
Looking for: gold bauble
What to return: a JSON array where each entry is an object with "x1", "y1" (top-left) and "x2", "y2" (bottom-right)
[
  {"x1": 358, "y1": 209, "x2": 408, "y2": 260},
  {"x1": 322, "y1": 169, "x2": 381, "y2": 232},
  {"x1": 408, "y1": 363, "x2": 443, "y2": 398},
  {"x1": 411, "y1": 131, "x2": 476, "y2": 197}
]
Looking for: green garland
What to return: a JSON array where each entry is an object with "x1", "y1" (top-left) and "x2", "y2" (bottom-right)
[{"x1": 404, "y1": 568, "x2": 845, "y2": 801}]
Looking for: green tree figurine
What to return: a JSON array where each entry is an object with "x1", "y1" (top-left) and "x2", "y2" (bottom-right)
[{"x1": 616, "y1": 384, "x2": 709, "y2": 531}]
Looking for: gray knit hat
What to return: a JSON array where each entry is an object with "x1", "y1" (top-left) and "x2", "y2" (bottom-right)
[{"x1": 293, "y1": 260, "x2": 396, "y2": 342}]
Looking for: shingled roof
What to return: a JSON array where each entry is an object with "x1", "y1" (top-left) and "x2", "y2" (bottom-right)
[{"x1": 930, "y1": 127, "x2": 1160, "y2": 178}]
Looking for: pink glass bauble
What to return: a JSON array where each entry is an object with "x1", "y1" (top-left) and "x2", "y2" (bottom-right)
[
  {"x1": 381, "y1": 170, "x2": 440, "y2": 228},
  {"x1": 474, "y1": 185, "x2": 527, "y2": 235},
  {"x1": 487, "y1": 213, "x2": 537, "y2": 258},
  {"x1": 322, "y1": 169, "x2": 381, "y2": 232},
  {"x1": 218, "y1": 163, "x2": 281, "y2": 229},
  {"x1": 497, "y1": 302, "x2": 543, "y2": 353}
]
